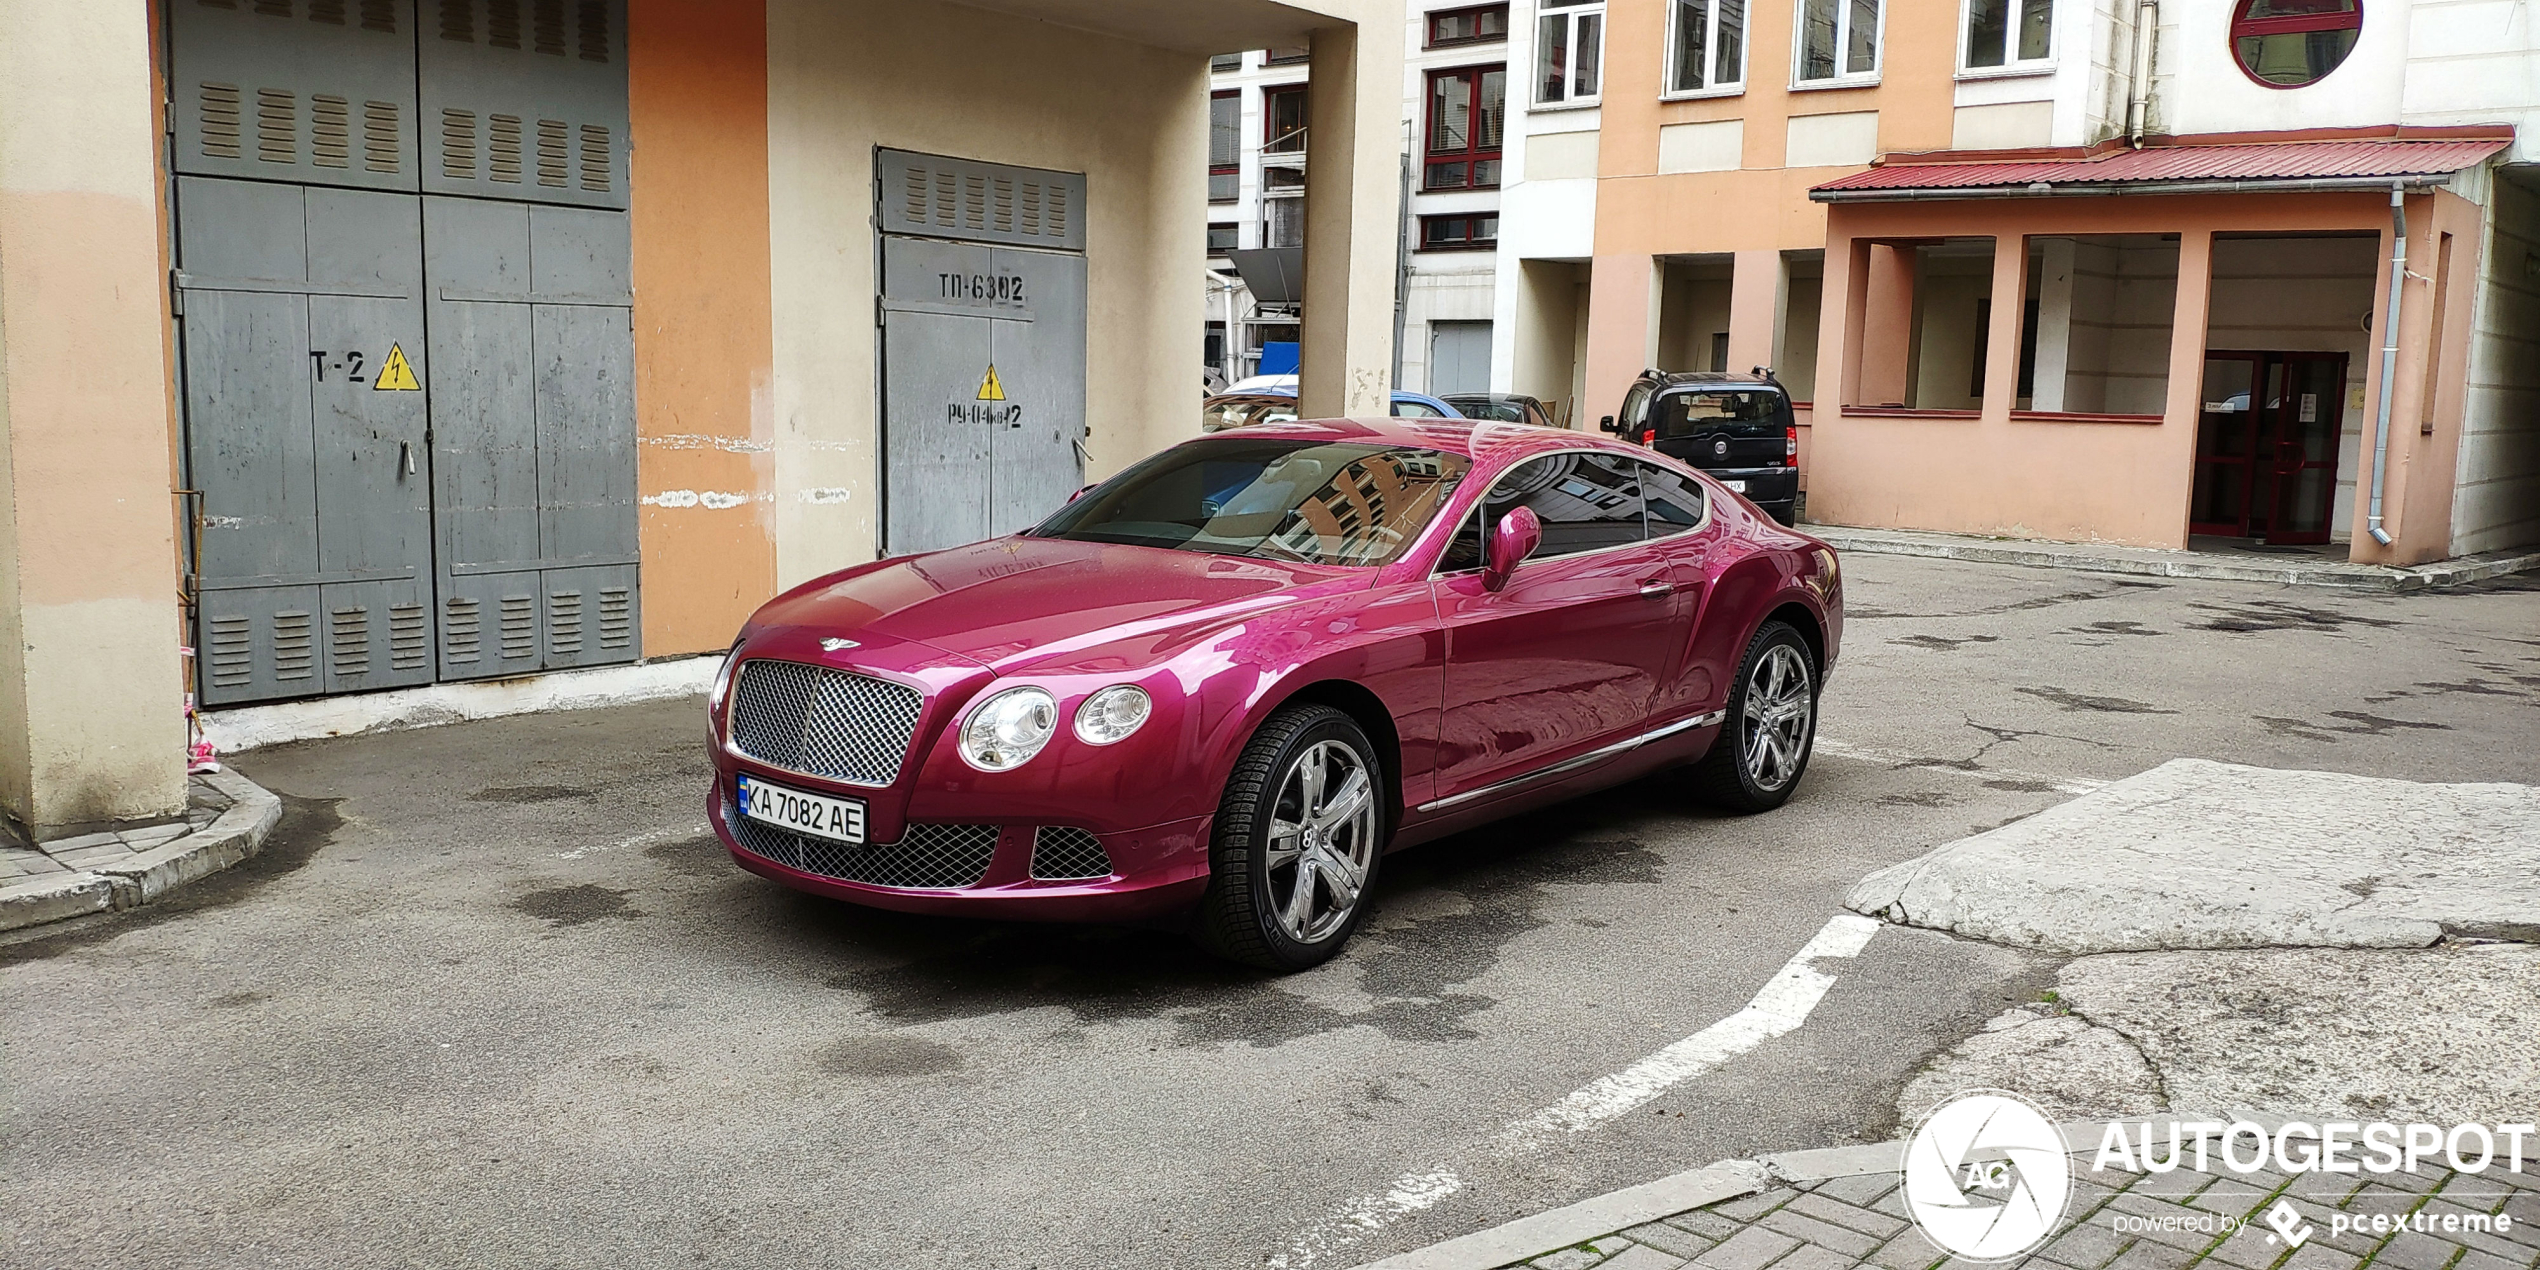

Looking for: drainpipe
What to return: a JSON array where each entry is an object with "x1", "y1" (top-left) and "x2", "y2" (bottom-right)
[
  {"x1": 1392, "y1": 118, "x2": 1414, "y2": 392},
  {"x1": 2367, "y1": 183, "x2": 2407, "y2": 546},
  {"x1": 2125, "y1": 0, "x2": 2159, "y2": 145}
]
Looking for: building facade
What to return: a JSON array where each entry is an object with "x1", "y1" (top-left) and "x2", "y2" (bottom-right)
[
  {"x1": 1488, "y1": 0, "x2": 2540, "y2": 564},
  {"x1": 1207, "y1": 1, "x2": 1516, "y2": 407},
  {"x1": 0, "y1": 0, "x2": 1407, "y2": 843}
]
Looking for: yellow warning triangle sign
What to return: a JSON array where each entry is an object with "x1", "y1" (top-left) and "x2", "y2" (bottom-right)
[
  {"x1": 373, "y1": 343, "x2": 422, "y2": 391},
  {"x1": 975, "y1": 364, "x2": 1006, "y2": 402}
]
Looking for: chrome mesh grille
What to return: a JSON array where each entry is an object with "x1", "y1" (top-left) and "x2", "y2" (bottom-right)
[
  {"x1": 728, "y1": 659, "x2": 923, "y2": 786},
  {"x1": 1029, "y1": 827, "x2": 1113, "y2": 881},
  {"x1": 725, "y1": 791, "x2": 998, "y2": 890}
]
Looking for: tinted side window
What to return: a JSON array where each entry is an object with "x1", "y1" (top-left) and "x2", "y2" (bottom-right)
[
  {"x1": 1494, "y1": 453, "x2": 1646, "y2": 558},
  {"x1": 1618, "y1": 382, "x2": 1655, "y2": 431},
  {"x1": 1439, "y1": 504, "x2": 1486, "y2": 572},
  {"x1": 1640, "y1": 461, "x2": 1707, "y2": 538}
]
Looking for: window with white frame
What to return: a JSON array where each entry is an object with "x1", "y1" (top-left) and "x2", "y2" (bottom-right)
[
  {"x1": 1795, "y1": 0, "x2": 1881, "y2": 83},
  {"x1": 1668, "y1": 0, "x2": 1747, "y2": 94},
  {"x1": 1963, "y1": 0, "x2": 2050, "y2": 70},
  {"x1": 1536, "y1": 0, "x2": 1605, "y2": 106}
]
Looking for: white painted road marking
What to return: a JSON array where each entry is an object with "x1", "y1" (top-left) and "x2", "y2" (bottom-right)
[
  {"x1": 1816, "y1": 737, "x2": 2106, "y2": 795},
  {"x1": 558, "y1": 821, "x2": 711, "y2": 861},
  {"x1": 1271, "y1": 912, "x2": 1883, "y2": 1270}
]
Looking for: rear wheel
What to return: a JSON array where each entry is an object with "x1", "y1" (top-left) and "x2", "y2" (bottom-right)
[
  {"x1": 1195, "y1": 704, "x2": 1384, "y2": 972},
  {"x1": 1690, "y1": 621, "x2": 1818, "y2": 813}
]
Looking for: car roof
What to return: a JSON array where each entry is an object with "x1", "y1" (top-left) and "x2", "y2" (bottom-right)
[
  {"x1": 1645, "y1": 370, "x2": 1784, "y2": 392},
  {"x1": 1440, "y1": 392, "x2": 1537, "y2": 404},
  {"x1": 1213, "y1": 416, "x2": 1651, "y2": 467}
]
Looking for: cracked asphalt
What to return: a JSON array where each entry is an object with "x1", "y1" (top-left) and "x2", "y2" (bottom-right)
[{"x1": 3, "y1": 555, "x2": 2534, "y2": 1270}]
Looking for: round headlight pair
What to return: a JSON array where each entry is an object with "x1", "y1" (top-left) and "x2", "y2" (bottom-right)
[{"x1": 957, "y1": 684, "x2": 1152, "y2": 772}]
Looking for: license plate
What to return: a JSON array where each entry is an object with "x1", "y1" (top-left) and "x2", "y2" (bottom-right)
[
  {"x1": 736, "y1": 773, "x2": 866, "y2": 845},
  {"x1": 1723, "y1": 479, "x2": 1748, "y2": 493}
]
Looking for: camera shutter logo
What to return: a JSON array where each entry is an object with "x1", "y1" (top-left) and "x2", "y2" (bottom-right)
[{"x1": 1903, "y1": 1091, "x2": 2073, "y2": 1261}]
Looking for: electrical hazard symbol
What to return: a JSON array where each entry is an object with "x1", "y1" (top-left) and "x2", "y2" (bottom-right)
[
  {"x1": 373, "y1": 343, "x2": 422, "y2": 392},
  {"x1": 976, "y1": 365, "x2": 1006, "y2": 402}
]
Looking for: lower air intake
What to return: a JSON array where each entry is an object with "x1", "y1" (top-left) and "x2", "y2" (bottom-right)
[
  {"x1": 1029, "y1": 826, "x2": 1113, "y2": 881},
  {"x1": 726, "y1": 794, "x2": 997, "y2": 890}
]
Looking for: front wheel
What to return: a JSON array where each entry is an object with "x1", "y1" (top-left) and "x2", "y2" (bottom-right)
[
  {"x1": 1689, "y1": 621, "x2": 1818, "y2": 813},
  {"x1": 1195, "y1": 704, "x2": 1385, "y2": 972}
]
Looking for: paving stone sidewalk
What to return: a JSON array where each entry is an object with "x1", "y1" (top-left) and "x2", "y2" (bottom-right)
[
  {"x1": 0, "y1": 770, "x2": 281, "y2": 930},
  {"x1": 1494, "y1": 1141, "x2": 2540, "y2": 1270}
]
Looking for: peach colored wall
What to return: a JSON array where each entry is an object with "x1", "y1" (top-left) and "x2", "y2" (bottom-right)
[
  {"x1": 0, "y1": 0, "x2": 189, "y2": 833},
  {"x1": 2353, "y1": 189, "x2": 2483, "y2": 565},
  {"x1": 628, "y1": 0, "x2": 778, "y2": 659},
  {"x1": 1575, "y1": 0, "x2": 1964, "y2": 426},
  {"x1": 1808, "y1": 191, "x2": 2467, "y2": 552}
]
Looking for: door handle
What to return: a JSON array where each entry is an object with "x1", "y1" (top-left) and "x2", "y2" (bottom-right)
[
  {"x1": 1638, "y1": 580, "x2": 1675, "y2": 598},
  {"x1": 400, "y1": 441, "x2": 416, "y2": 476}
]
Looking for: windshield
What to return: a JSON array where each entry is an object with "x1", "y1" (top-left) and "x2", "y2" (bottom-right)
[
  {"x1": 1452, "y1": 398, "x2": 1529, "y2": 423},
  {"x1": 1034, "y1": 438, "x2": 1470, "y2": 566},
  {"x1": 1201, "y1": 396, "x2": 1298, "y2": 433},
  {"x1": 1654, "y1": 389, "x2": 1781, "y2": 437}
]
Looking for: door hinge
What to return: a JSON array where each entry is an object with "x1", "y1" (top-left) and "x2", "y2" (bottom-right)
[
  {"x1": 168, "y1": 270, "x2": 184, "y2": 316},
  {"x1": 875, "y1": 295, "x2": 886, "y2": 328}
]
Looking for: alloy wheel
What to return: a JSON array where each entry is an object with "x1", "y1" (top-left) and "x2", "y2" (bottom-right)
[
  {"x1": 1740, "y1": 644, "x2": 1814, "y2": 792},
  {"x1": 1263, "y1": 739, "x2": 1378, "y2": 944}
]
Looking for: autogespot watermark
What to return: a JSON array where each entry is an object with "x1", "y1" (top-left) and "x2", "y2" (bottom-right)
[{"x1": 1903, "y1": 1095, "x2": 2535, "y2": 1263}]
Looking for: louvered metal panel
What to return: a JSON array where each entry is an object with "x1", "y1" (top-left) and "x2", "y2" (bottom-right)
[
  {"x1": 876, "y1": 149, "x2": 1087, "y2": 251},
  {"x1": 419, "y1": 0, "x2": 628, "y2": 209},
  {"x1": 423, "y1": 195, "x2": 638, "y2": 677},
  {"x1": 170, "y1": 0, "x2": 420, "y2": 192},
  {"x1": 179, "y1": 177, "x2": 434, "y2": 704}
]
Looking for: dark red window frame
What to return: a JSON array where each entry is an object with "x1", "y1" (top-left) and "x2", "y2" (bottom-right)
[
  {"x1": 1422, "y1": 64, "x2": 1505, "y2": 192},
  {"x1": 1427, "y1": 3, "x2": 1510, "y2": 48},
  {"x1": 1209, "y1": 89, "x2": 1240, "y2": 203},
  {"x1": 1263, "y1": 84, "x2": 1308, "y2": 154},
  {"x1": 1419, "y1": 213, "x2": 1499, "y2": 251},
  {"x1": 2228, "y1": 0, "x2": 2362, "y2": 88}
]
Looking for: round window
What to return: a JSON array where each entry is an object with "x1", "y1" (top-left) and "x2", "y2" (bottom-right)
[{"x1": 2231, "y1": 0, "x2": 2362, "y2": 88}]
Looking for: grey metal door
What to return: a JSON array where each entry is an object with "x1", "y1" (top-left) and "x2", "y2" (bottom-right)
[
  {"x1": 1430, "y1": 320, "x2": 1494, "y2": 397},
  {"x1": 169, "y1": 0, "x2": 636, "y2": 702},
  {"x1": 876, "y1": 150, "x2": 1087, "y2": 555},
  {"x1": 179, "y1": 178, "x2": 435, "y2": 704},
  {"x1": 425, "y1": 196, "x2": 638, "y2": 679}
]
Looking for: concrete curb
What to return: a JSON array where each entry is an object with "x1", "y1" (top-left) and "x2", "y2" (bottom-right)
[
  {"x1": 1344, "y1": 1119, "x2": 2257, "y2": 1270},
  {"x1": 0, "y1": 770, "x2": 282, "y2": 932},
  {"x1": 200, "y1": 654, "x2": 720, "y2": 753},
  {"x1": 1348, "y1": 1161, "x2": 1770, "y2": 1270},
  {"x1": 1804, "y1": 524, "x2": 2540, "y2": 593}
]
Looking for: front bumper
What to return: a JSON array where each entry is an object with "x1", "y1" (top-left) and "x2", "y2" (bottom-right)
[{"x1": 709, "y1": 773, "x2": 1214, "y2": 922}]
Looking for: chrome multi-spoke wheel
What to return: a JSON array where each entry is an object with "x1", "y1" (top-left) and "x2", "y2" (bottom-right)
[
  {"x1": 1264, "y1": 739, "x2": 1378, "y2": 944},
  {"x1": 1739, "y1": 643, "x2": 1814, "y2": 793},
  {"x1": 1198, "y1": 704, "x2": 1388, "y2": 971},
  {"x1": 1691, "y1": 621, "x2": 1819, "y2": 813}
]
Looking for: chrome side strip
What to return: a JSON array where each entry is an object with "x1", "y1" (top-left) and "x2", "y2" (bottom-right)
[{"x1": 1416, "y1": 709, "x2": 1729, "y2": 814}]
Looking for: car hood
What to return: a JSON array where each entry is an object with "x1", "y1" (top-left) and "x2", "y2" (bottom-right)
[{"x1": 751, "y1": 536, "x2": 1364, "y2": 674}]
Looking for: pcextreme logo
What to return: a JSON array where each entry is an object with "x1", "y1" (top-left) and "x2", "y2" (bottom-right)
[{"x1": 1903, "y1": 1091, "x2": 2074, "y2": 1262}]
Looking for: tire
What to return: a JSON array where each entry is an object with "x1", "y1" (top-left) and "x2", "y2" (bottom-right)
[
  {"x1": 1689, "y1": 620, "x2": 1819, "y2": 813},
  {"x1": 1195, "y1": 704, "x2": 1386, "y2": 972}
]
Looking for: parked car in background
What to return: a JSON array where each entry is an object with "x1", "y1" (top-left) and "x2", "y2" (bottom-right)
[
  {"x1": 709, "y1": 418, "x2": 1841, "y2": 970},
  {"x1": 1202, "y1": 386, "x2": 1463, "y2": 432},
  {"x1": 1604, "y1": 370, "x2": 1801, "y2": 526},
  {"x1": 1441, "y1": 393, "x2": 1561, "y2": 430}
]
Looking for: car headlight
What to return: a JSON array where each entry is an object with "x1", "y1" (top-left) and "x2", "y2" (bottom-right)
[
  {"x1": 709, "y1": 643, "x2": 744, "y2": 716},
  {"x1": 959, "y1": 687, "x2": 1058, "y2": 772},
  {"x1": 1073, "y1": 685, "x2": 1152, "y2": 746}
]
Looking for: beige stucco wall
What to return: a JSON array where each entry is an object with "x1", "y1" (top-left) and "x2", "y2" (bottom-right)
[
  {"x1": 0, "y1": 0, "x2": 187, "y2": 836},
  {"x1": 763, "y1": 0, "x2": 1208, "y2": 589}
]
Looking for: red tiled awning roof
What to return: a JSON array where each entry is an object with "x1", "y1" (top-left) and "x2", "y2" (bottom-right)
[{"x1": 1811, "y1": 135, "x2": 2512, "y2": 201}]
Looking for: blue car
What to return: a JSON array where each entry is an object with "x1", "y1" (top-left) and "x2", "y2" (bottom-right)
[{"x1": 1200, "y1": 385, "x2": 1464, "y2": 433}]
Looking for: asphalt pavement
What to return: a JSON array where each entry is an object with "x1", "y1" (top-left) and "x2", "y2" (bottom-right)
[{"x1": 4, "y1": 555, "x2": 2534, "y2": 1270}]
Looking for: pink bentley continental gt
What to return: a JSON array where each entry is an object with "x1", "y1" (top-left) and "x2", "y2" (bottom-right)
[{"x1": 707, "y1": 418, "x2": 1841, "y2": 970}]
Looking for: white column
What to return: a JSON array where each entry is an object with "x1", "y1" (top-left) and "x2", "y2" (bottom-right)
[
  {"x1": 1297, "y1": 18, "x2": 1406, "y2": 419},
  {"x1": 2030, "y1": 237, "x2": 2076, "y2": 412}
]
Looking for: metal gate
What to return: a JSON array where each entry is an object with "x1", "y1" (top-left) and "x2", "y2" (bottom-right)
[
  {"x1": 876, "y1": 150, "x2": 1088, "y2": 555},
  {"x1": 168, "y1": 0, "x2": 637, "y2": 706}
]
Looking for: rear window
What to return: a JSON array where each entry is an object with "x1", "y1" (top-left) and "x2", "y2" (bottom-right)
[
  {"x1": 1391, "y1": 399, "x2": 1448, "y2": 419},
  {"x1": 1451, "y1": 398, "x2": 1530, "y2": 423},
  {"x1": 1201, "y1": 396, "x2": 1298, "y2": 433},
  {"x1": 1654, "y1": 389, "x2": 1782, "y2": 438}
]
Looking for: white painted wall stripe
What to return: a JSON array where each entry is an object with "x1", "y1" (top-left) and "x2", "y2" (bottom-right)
[{"x1": 1271, "y1": 912, "x2": 1883, "y2": 1269}]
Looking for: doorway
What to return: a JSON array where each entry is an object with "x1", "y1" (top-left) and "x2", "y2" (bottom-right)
[{"x1": 2189, "y1": 351, "x2": 2347, "y2": 545}]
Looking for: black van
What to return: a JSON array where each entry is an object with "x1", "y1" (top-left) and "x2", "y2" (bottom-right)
[{"x1": 1601, "y1": 369, "x2": 1800, "y2": 526}]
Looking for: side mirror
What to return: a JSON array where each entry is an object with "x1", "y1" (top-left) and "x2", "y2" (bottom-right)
[
  {"x1": 1068, "y1": 483, "x2": 1097, "y2": 503},
  {"x1": 1598, "y1": 415, "x2": 1619, "y2": 434},
  {"x1": 1482, "y1": 506, "x2": 1542, "y2": 593}
]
